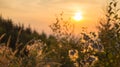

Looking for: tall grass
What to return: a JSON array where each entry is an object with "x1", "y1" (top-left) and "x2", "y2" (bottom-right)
[{"x1": 0, "y1": 33, "x2": 60, "y2": 67}]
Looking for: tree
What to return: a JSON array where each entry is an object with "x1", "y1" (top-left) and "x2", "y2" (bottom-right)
[
  {"x1": 97, "y1": 0, "x2": 120, "y2": 66},
  {"x1": 0, "y1": 16, "x2": 41, "y2": 53}
]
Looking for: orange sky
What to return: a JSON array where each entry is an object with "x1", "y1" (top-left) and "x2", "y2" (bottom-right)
[{"x1": 0, "y1": 0, "x2": 116, "y2": 34}]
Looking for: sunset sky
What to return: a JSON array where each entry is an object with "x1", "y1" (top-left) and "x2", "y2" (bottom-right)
[{"x1": 0, "y1": 0, "x2": 115, "y2": 34}]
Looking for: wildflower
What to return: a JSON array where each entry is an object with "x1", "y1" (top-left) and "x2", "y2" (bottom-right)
[
  {"x1": 86, "y1": 55, "x2": 98, "y2": 65},
  {"x1": 69, "y1": 49, "x2": 78, "y2": 61},
  {"x1": 26, "y1": 40, "x2": 45, "y2": 57}
]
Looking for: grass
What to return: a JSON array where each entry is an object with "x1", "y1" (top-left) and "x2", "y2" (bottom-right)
[{"x1": 0, "y1": 34, "x2": 52, "y2": 67}]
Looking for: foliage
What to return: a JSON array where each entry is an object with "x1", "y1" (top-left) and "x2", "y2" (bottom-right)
[
  {"x1": 0, "y1": 16, "x2": 40, "y2": 49},
  {"x1": 97, "y1": 0, "x2": 120, "y2": 66},
  {"x1": 49, "y1": 13, "x2": 103, "y2": 67}
]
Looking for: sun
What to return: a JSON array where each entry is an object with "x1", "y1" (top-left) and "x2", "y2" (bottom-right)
[{"x1": 73, "y1": 12, "x2": 83, "y2": 21}]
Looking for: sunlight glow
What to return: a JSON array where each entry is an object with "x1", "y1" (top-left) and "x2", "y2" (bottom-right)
[{"x1": 73, "y1": 12, "x2": 83, "y2": 21}]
